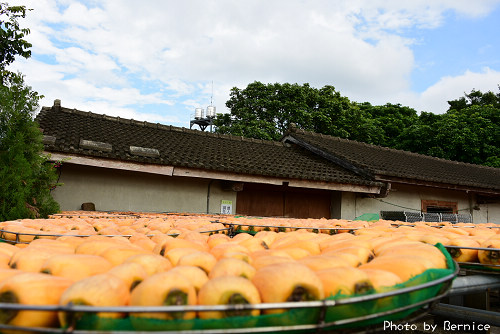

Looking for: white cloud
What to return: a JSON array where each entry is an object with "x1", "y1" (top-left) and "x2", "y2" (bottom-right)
[
  {"x1": 363, "y1": 68, "x2": 500, "y2": 114},
  {"x1": 8, "y1": 0, "x2": 500, "y2": 126},
  {"x1": 48, "y1": 77, "x2": 172, "y2": 108},
  {"x1": 11, "y1": 57, "x2": 174, "y2": 123},
  {"x1": 78, "y1": 101, "x2": 180, "y2": 125},
  {"x1": 354, "y1": 0, "x2": 500, "y2": 29},
  {"x1": 415, "y1": 67, "x2": 500, "y2": 113}
]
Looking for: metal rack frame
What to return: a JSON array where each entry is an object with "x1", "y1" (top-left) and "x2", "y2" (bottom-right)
[
  {"x1": 431, "y1": 273, "x2": 500, "y2": 328},
  {"x1": 0, "y1": 228, "x2": 231, "y2": 245},
  {"x1": 443, "y1": 245, "x2": 500, "y2": 274},
  {"x1": 0, "y1": 266, "x2": 457, "y2": 333},
  {"x1": 221, "y1": 222, "x2": 360, "y2": 236},
  {"x1": 380, "y1": 211, "x2": 473, "y2": 224}
]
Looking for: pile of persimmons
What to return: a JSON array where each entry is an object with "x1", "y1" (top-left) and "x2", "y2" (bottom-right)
[{"x1": 0, "y1": 212, "x2": 497, "y2": 330}]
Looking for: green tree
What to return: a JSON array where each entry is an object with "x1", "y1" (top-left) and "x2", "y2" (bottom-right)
[
  {"x1": 434, "y1": 105, "x2": 499, "y2": 167},
  {"x1": 447, "y1": 88, "x2": 500, "y2": 111},
  {"x1": 214, "y1": 81, "x2": 380, "y2": 142},
  {"x1": 0, "y1": 3, "x2": 60, "y2": 220},
  {"x1": 358, "y1": 102, "x2": 419, "y2": 148},
  {"x1": 395, "y1": 112, "x2": 442, "y2": 156},
  {"x1": 439, "y1": 89, "x2": 500, "y2": 167},
  {"x1": 397, "y1": 89, "x2": 500, "y2": 167},
  {"x1": 0, "y1": 2, "x2": 31, "y2": 73},
  {"x1": 0, "y1": 72, "x2": 60, "y2": 220}
]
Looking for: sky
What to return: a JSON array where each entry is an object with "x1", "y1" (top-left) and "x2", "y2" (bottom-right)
[{"x1": 7, "y1": 0, "x2": 500, "y2": 128}]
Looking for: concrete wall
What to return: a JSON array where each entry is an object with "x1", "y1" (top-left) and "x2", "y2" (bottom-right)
[
  {"x1": 340, "y1": 183, "x2": 500, "y2": 224},
  {"x1": 52, "y1": 164, "x2": 237, "y2": 214},
  {"x1": 53, "y1": 164, "x2": 500, "y2": 224},
  {"x1": 474, "y1": 201, "x2": 500, "y2": 224}
]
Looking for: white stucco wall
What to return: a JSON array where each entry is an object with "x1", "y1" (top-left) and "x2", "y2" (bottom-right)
[
  {"x1": 341, "y1": 183, "x2": 500, "y2": 224},
  {"x1": 52, "y1": 164, "x2": 237, "y2": 214},
  {"x1": 53, "y1": 164, "x2": 500, "y2": 224},
  {"x1": 475, "y1": 202, "x2": 500, "y2": 224}
]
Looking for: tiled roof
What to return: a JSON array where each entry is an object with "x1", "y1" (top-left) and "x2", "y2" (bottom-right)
[
  {"x1": 35, "y1": 104, "x2": 381, "y2": 188},
  {"x1": 286, "y1": 127, "x2": 500, "y2": 193}
]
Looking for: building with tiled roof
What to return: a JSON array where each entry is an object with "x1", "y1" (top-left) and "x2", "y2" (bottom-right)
[
  {"x1": 36, "y1": 100, "x2": 500, "y2": 223},
  {"x1": 282, "y1": 127, "x2": 500, "y2": 223},
  {"x1": 284, "y1": 127, "x2": 500, "y2": 195},
  {"x1": 36, "y1": 100, "x2": 382, "y2": 218}
]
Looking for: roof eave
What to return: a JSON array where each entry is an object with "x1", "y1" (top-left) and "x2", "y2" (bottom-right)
[
  {"x1": 375, "y1": 175, "x2": 500, "y2": 196},
  {"x1": 45, "y1": 151, "x2": 382, "y2": 194}
]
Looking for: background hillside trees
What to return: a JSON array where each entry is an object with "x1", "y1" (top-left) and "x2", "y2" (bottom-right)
[
  {"x1": 396, "y1": 89, "x2": 500, "y2": 167},
  {"x1": 215, "y1": 81, "x2": 499, "y2": 168},
  {"x1": 215, "y1": 82, "x2": 383, "y2": 143}
]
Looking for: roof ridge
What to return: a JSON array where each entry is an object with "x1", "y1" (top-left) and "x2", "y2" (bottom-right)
[
  {"x1": 49, "y1": 104, "x2": 285, "y2": 148},
  {"x1": 294, "y1": 128, "x2": 500, "y2": 171}
]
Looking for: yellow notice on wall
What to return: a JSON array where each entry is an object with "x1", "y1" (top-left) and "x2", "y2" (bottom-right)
[{"x1": 221, "y1": 200, "x2": 233, "y2": 215}]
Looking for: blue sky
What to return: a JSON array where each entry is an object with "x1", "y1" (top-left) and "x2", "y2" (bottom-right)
[
  {"x1": 8, "y1": 0, "x2": 500, "y2": 128},
  {"x1": 409, "y1": 6, "x2": 500, "y2": 91}
]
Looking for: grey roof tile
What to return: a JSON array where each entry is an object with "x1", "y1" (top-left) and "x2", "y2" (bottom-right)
[
  {"x1": 286, "y1": 127, "x2": 500, "y2": 192},
  {"x1": 35, "y1": 105, "x2": 380, "y2": 188}
]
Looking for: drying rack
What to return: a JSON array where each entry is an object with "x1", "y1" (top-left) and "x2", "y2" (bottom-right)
[
  {"x1": 220, "y1": 222, "x2": 359, "y2": 236},
  {"x1": 0, "y1": 227, "x2": 231, "y2": 245},
  {"x1": 0, "y1": 265, "x2": 458, "y2": 333},
  {"x1": 443, "y1": 245, "x2": 500, "y2": 275}
]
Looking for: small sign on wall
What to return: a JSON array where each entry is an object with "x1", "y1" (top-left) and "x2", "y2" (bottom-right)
[{"x1": 221, "y1": 200, "x2": 233, "y2": 215}]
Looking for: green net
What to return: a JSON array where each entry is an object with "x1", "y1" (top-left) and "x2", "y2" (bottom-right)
[{"x1": 353, "y1": 213, "x2": 380, "y2": 221}]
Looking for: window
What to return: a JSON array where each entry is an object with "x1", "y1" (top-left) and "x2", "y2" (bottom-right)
[{"x1": 421, "y1": 200, "x2": 457, "y2": 214}]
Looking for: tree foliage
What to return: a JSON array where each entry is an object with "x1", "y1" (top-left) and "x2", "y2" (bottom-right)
[
  {"x1": 396, "y1": 88, "x2": 500, "y2": 167},
  {"x1": 0, "y1": 3, "x2": 60, "y2": 221},
  {"x1": 215, "y1": 82, "x2": 383, "y2": 143},
  {"x1": 0, "y1": 72, "x2": 60, "y2": 220},
  {"x1": 0, "y1": 2, "x2": 31, "y2": 72},
  {"x1": 437, "y1": 89, "x2": 499, "y2": 167},
  {"x1": 215, "y1": 81, "x2": 499, "y2": 168},
  {"x1": 447, "y1": 88, "x2": 500, "y2": 111},
  {"x1": 358, "y1": 102, "x2": 419, "y2": 148}
]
